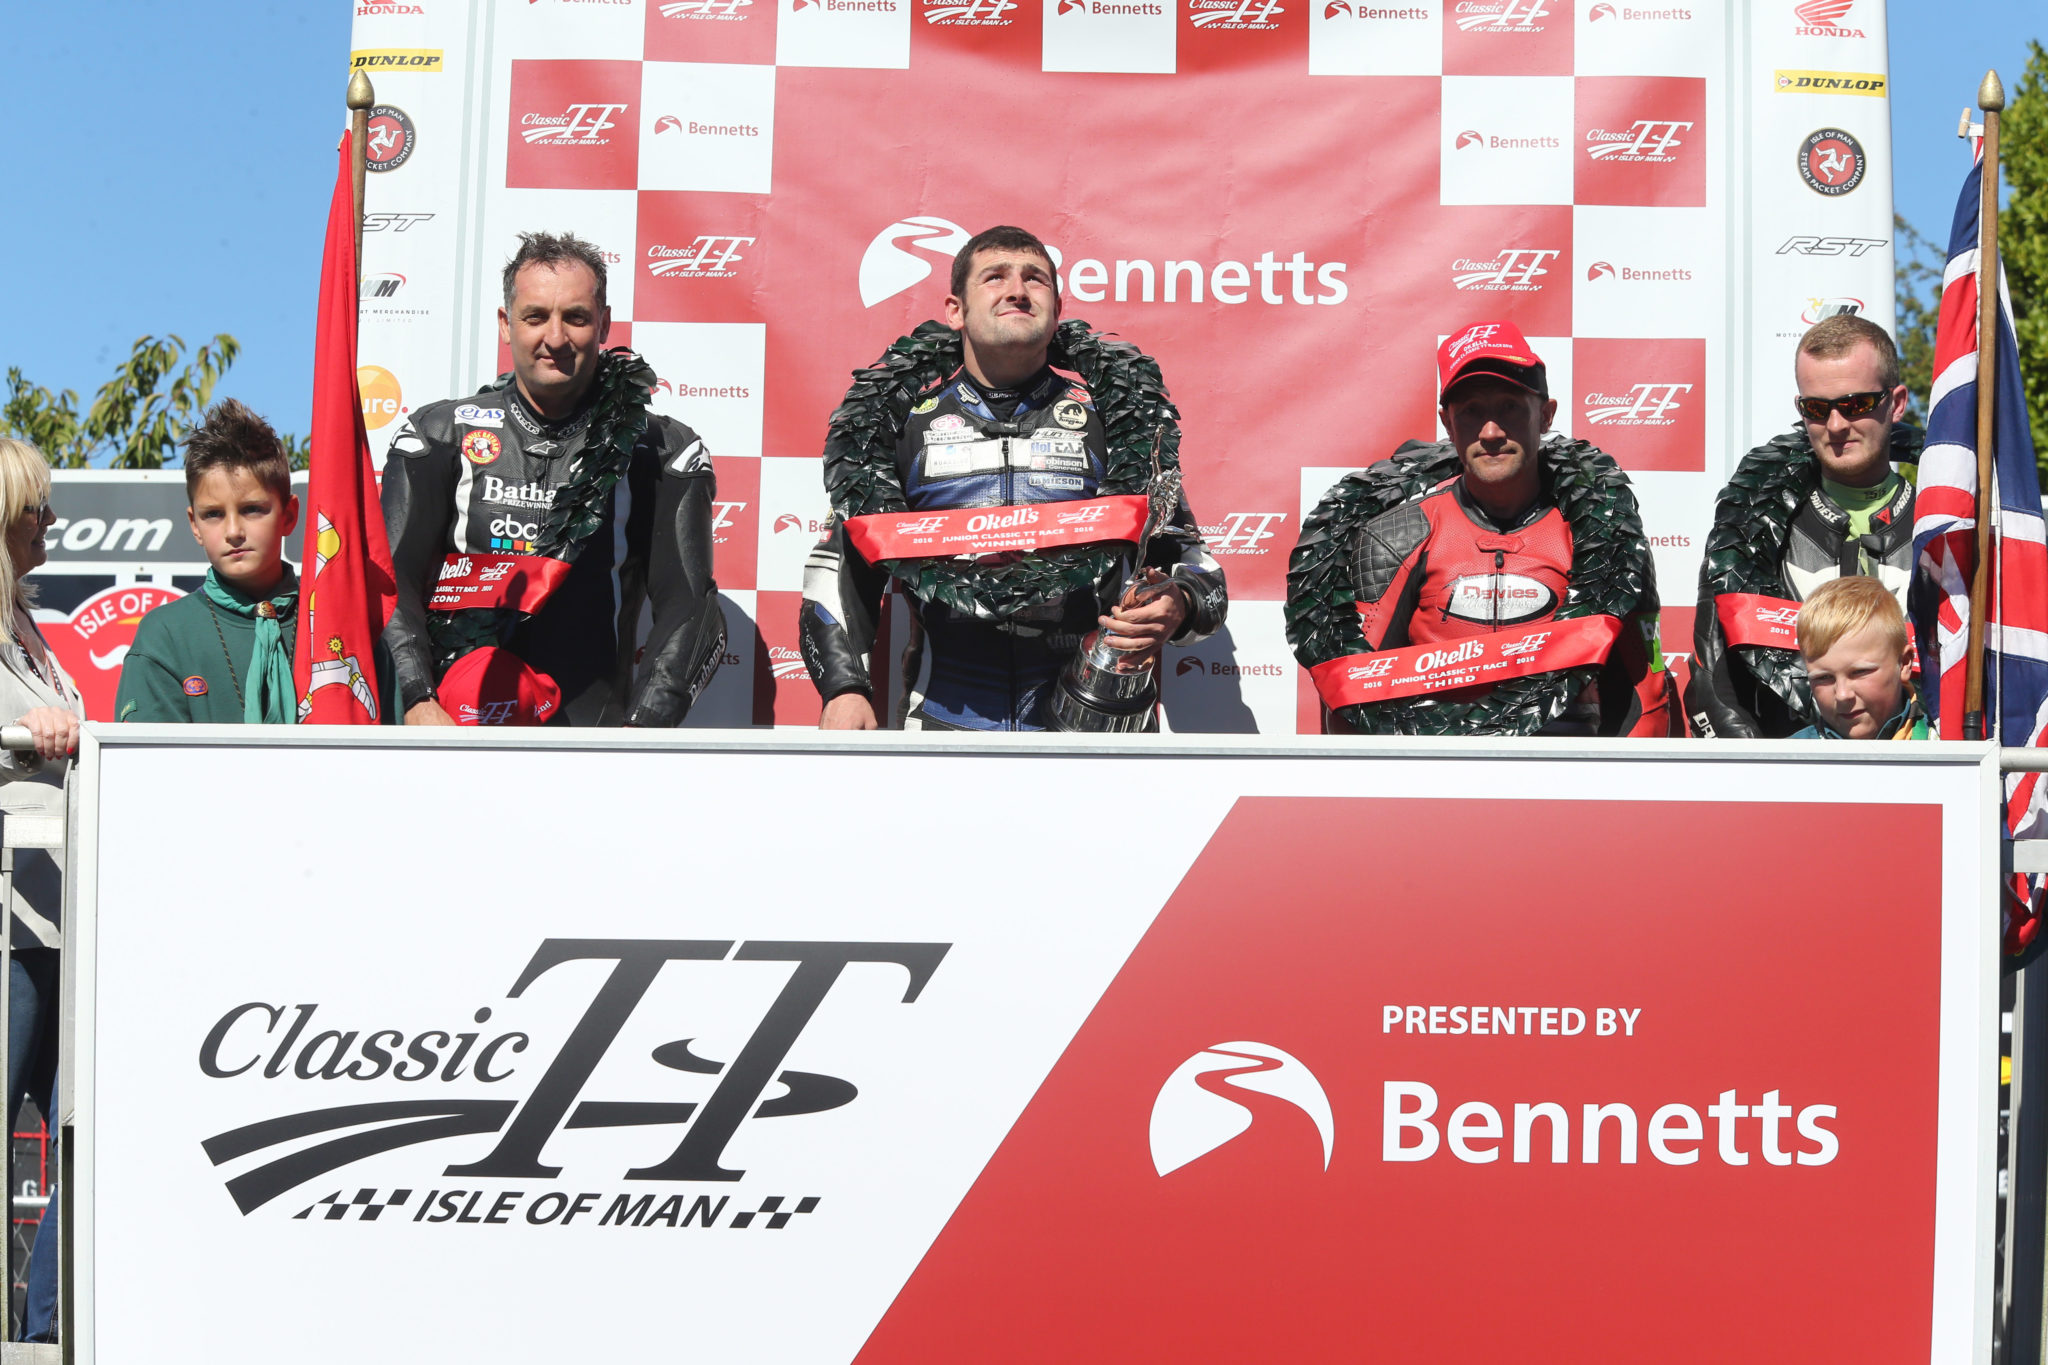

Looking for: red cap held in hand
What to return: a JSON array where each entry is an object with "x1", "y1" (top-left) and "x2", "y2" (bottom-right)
[
  {"x1": 437, "y1": 647, "x2": 562, "y2": 726},
  {"x1": 1438, "y1": 320, "x2": 1549, "y2": 402}
]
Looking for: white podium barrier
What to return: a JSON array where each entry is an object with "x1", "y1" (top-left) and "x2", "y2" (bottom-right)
[{"x1": 66, "y1": 729, "x2": 2000, "y2": 1363}]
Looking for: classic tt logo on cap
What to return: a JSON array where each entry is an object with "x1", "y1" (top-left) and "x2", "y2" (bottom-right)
[{"x1": 1438, "y1": 321, "x2": 1547, "y2": 400}]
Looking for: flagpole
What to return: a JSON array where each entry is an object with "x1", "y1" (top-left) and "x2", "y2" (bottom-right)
[
  {"x1": 347, "y1": 70, "x2": 375, "y2": 281},
  {"x1": 1965, "y1": 69, "x2": 2007, "y2": 740}
]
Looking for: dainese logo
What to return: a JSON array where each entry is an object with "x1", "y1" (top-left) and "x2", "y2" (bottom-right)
[
  {"x1": 1451, "y1": 249, "x2": 1558, "y2": 292},
  {"x1": 860, "y1": 217, "x2": 971, "y2": 308},
  {"x1": 1452, "y1": 0, "x2": 1548, "y2": 30},
  {"x1": 1584, "y1": 120, "x2": 1692, "y2": 162},
  {"x1": 1584, "y1": 383, "x2": 1692, "y2": 426},
  {"x1": 647, "y1": 237, "x2": 756, "y2": 279},
  {"x1": 519, "y1": 104, "x2": 629, "y2": 146}
]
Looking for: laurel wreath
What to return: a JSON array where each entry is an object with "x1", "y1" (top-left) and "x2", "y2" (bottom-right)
[
  {"x1": 1695, "y1": 423, "x2": 1923, "y2": 729},
  {"x1": 821, "y1": 319, "x2": 1180, "y2": 622},
  {"x1": 425, "y1": 347, "x2": 656, "y2": 675},
  {"x1": 1284, "y1": 437, "x2": 1655, "y2": 736}
]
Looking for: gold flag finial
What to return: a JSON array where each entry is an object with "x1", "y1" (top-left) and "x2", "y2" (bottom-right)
[
  {"x1": 1980, "y1": 69, "x2": 2006, "y2": 113},
  {"x1": 347, "y1": 69, "x2": 375, "y2": 112}
]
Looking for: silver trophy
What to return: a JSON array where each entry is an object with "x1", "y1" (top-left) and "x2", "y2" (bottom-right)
[{"x1": 1048, "y1": 432, "x2": 1188, "y2": 733}]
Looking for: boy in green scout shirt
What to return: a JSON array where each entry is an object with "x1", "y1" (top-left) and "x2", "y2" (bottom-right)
[{"x1": 116, "y1": 400, "x2": 301, "y2": 723}]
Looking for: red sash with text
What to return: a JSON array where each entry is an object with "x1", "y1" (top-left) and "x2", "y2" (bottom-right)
[
  {"x1": 1309, "y1": 615, "x2": 1624, "y2": 708},
  {"x1": 427, "y1": 553, "x2": 574, "y2": 614},
  {"x1": 1714, "y1": 593, "x2": 1805, "y2": 650},
  {"x1": 845, "y1": 496, "x2": 1150, "y2": 561}
]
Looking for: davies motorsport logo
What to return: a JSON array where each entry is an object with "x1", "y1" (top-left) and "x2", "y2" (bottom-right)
[
  {"x1": 199, "y1": 938, "x2": 950, "y2": 1221},
  {"x1": 1792, "y1": 0, "x2": 1866, "y2": 37},
  {"x1": 648, "y1": 236, "x2": 756, "y2": 279},
  {"x1": 520, "y1": 104, "x2": 629, "y2": 145},
  {"x1": 921, "y1": 0, "x2": 1017, "y2": 23},
  {"x1": 1149, "y1": 1043, "x2": 1334, "y2": 1176},
  {"x1": 1583, "y1": 382, "x2": 1692, "y2": 426},
  {"x1": 1584, "y1": 119, "x2": 1692, "y2": 163},
  {"x1": 1188, "y1": 0, "x2": 1284, "y2": 29},
  {"x1": 364, "y1": 106, "x2": 417, "y2": 172},
  {"x1": 1451, "y1": 248, "x2": 1559, "y2": 292},
  {"x1": 1799, "y1": 127, "x2": 1866, "y2": 195}
]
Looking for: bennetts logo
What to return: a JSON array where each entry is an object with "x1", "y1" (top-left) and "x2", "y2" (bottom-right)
[
  {"x1": 1451, "y1": 248, "x2": 1559, "y2": 292},
  {"x1": 1458, "y1": 128, "x2": 1560, "y2": 150},
  {"x1": 1585, "y1": 258, "x2": 1693, "y2": 282},
  {"x1": 1150, "y1": 1043, "x2": 1334, "y2": 1176},
  {"x1": 200, "y1": 938, "x2": 950, "y2": 1221},
  {"x1": 1060, "y1": 0, "x2": 1166, "y2": 14},
  {"x1": 861, "y1": 216, "x2": 972, "y2": 308}
]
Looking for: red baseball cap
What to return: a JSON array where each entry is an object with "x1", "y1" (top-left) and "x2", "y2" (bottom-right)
[
  {"x1": 1438, "y1": 320, "x2": 1549, "y2": 402},
  {"x1": 438, "y1": 647, "x2": 563, "y2": 726}
]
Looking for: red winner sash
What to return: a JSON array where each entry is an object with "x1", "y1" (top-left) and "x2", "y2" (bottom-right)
[
  {"x1": 427, "y1": 553, "x2": 574, "y2": 613},
  {"x1": 1714, "y1": 593, "x2": 1805, "y2": 649},
  {"x1": 845, "y1": 495, "x2": 1150, "y2": 560},
  {"x1": 1309, "y1": 615, "x2": 1624, "y2": 708}
]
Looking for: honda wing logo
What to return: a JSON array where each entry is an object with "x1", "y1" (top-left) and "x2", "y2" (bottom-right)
[
  {"x1": 860, "y1": 216, "x2": 972, "y2": 308},
  {"x1": 1149, "y1": 1042, "x2": 1334, "y2": 1176},
  {"x1": 1585, "y1": 383, "x2": 1692, "y2": 425},
  {"x1": 520, "y1": 104, "x2": 629, "y2": 144}
]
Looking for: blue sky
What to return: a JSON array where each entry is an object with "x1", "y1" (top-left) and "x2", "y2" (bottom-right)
[{"x1": 0, "y1": 1, "x2": 2040, "y2": 452}]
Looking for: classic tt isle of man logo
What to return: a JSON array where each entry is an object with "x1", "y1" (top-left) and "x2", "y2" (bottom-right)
[{"x1": 1149, "y1": 1042, "x2": 1334, "y2": 1176}]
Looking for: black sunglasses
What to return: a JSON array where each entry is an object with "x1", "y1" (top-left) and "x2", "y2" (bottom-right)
[{"x1": 1795, "y1": 390, "x2": 1890, "y2": 423}]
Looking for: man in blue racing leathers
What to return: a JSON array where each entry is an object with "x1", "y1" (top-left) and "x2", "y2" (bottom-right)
[{"x1": 800, "y1": 225, "x2": 1226, "y2": 731}]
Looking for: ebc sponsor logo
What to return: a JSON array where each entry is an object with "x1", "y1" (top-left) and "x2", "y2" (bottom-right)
[
  {"x1": 1199, "y1": 512, "x2": 1288, "y2": 555},
  {"x1": 1452, "y1": 0, "x2": 1548, "y2": 30},
  {"x1": 1792, "y1": 0, "x2": 1865, "y2": 37},
  {"x1": 1799, "y1": 127, "x2": 1866, "y2": 196},
  {"x1": 195, "y1": 938, "x2": 950, "y2": 1220},
  {"x1": 1451, "y1": 248, "x2": 1560, "y2": 291},
  {"x1": 921, "y1": 0, "x2": 1018, "y2": 23},
  {"x1": 659, "y1": 0, "x2": 755, "y2": 17},
  {"x1": 1584, "y1": 382, "x2": 1692, "y2": 426},
  {"x1": 1188, "y1": 0, "x2": 1284, "y2": 28},
  {"x1": 520, "y1": 103, "x2": 629, "y2": 145},
  {"x1": 1584, "y1": 119, "x2": 1692, "y2": 163},
  {"x1": 364, "y1": 106, "x2": 417, "y2": 172},
  {"x1": 647, "y1": 236, "x2": 755, "y2": 279}
]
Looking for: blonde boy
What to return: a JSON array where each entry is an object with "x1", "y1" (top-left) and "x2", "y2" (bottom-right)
[{"x1": 1792, "y1": 576, "x2": 1927, "y2": 740}]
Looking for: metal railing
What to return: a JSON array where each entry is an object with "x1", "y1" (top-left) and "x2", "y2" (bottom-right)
[{"x1": 0, "y1": 727, "x2": 59, "y2": 1363}]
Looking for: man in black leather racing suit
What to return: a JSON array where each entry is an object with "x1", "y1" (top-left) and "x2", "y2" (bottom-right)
[
  {"x1": 381, "y1": 231, "x2": 724, "y2": 726},
  {"x1": 1687, "y1": 314, "x2": 1918, "y2": 738},
  {"x1": 801, "y1": 225, "x2": 1226, "y2": 731}
]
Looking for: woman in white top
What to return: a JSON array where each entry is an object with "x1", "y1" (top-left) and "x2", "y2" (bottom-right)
[{"x1": 0, "y1": 436, "x2": 78, "y2": 1342}]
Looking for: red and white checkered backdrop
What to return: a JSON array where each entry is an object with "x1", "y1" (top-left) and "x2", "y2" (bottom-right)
[{"x1": 350, "y1": 0, "x2": 1896, "y2": 732}]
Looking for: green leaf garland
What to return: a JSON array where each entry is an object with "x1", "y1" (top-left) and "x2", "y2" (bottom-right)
[{"x1": 1285, "y1": 437, "x2": 1654, "y2": 736}]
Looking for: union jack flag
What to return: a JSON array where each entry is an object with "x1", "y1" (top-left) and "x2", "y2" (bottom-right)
[{"x1": 1911, "y1": 137, "x2": 2048, "y2": 952}]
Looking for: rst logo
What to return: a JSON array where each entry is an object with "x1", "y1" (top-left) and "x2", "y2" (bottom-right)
[
  {"x1": 1452, "y1": 0, "x2": 1548, "y2": 29},
  {"x1": 921, "y1": 0, "x2": 1017, "y2": 23},
  {"x1": 363, "y1": 212, "x2": 434, "y2": 233},
  {"x1": 1201, "y1": 512, "x2": 1287, "y2": 555},
  {"x1": 647, "y1": 237, "x2": 756, "y2": 279},
  {"x1": 520, "y1": 104, "x2": 628, "y2": 145},
  {"x1": 1451, "y1": 248, "x2": 1559, "y2": 292},
  {"x1": 1188, "y1": 0, "x2": 1284, "y2": 29},
  {"x1": 1777, "y1": 234, "x2": 1885, "y2": 257},
  {"x1": 1584, "y1": 382, "x2": 1692, "y2": 426},
  {"x1": 198, "y1": 938, "x2": 950, "y2": 1217},
  {"x1": 1584, "y1": 119, "x2": 1692, "y2": 162}
]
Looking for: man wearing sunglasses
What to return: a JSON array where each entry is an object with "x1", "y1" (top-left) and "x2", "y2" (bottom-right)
[{"x1": 1687, "y1": 314, "x2": 1918, "y2": 738}]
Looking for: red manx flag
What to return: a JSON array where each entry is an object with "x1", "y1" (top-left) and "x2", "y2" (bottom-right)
[{"x1": 293, "y1": 132, "x2": 397, "y2": 723}]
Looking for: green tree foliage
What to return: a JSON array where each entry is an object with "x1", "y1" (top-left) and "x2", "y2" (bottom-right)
[
  {"x1": 1895, "y1": 212, "x2": 1944, "y2": 418},
  {"x1": 2009, "y1": 40, "x2": 2048, "y2": 471},
  {"x1": 4, "y1": 334, "x2": 314, "y2": 471}
]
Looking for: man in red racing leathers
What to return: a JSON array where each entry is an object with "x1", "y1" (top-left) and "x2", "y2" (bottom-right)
[{"x1": 1333, "y1": 321, "x2": 1669, "y2": 735}]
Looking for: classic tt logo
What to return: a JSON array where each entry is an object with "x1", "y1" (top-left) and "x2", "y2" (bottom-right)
[
  {"x1": 1452, "y1": 248, "x2": 1559, "y2": 291},
  {"x1": 1585, "y1": 382, "x2": 1692, "y2": 424},
  {"x1": 648, "y1": 236, "x2": 756, "y2": 278},
  {"x1": 1454, "y1": 0, "x2": 1548, "y2": 29},
  {"x1": 1585, "y1": 119, "x2": 1693, "y2": 161},
  {"x1": 199, "y1": 939, "x2": 950, "y2": 1214},
  {"x1": 1208, "y1": 511, "x2": 1286, "y2": 553},
  {"x1": 520, "y1": 104, "x2": 629, "y2": 144},
  {"x1": 1149, "y1": 1042, "x2": 1334, "y2": 1176}
]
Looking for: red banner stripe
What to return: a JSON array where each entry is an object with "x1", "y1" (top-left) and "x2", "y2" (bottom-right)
[
  {"x1": 1714, "y1": 592, "x2": 1804, "y2": 650},
  {"x1": 845, "y1": 496, "x2": 1150, "y2": 561},
  {"x1": 1308, "y1": 616, "x2": 1623, "y2": 708},
  {"x1": 426, "y1": 553, "x2": 574, "y2": 613}
]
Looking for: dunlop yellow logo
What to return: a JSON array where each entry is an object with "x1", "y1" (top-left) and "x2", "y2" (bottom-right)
[
  {"x1": 351, "y1": 49, "x2": 445, "y2": 72},
  {"x1": 1773, "y1": 69, "x2": 1887, "y2": 97}
]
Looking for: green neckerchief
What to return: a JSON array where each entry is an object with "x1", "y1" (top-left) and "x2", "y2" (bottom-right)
[
  {"x1": 202, "y1": 566, "x2": 300, "y2": 724},
  {"x1": 1822, "y1": 470, "x2": 1903, "y2": 534}
]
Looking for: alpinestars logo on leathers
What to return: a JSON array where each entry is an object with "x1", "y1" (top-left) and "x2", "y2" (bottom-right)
[{"x1": 199, "y1": 938, "x2": 950, "y2": 1218}]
